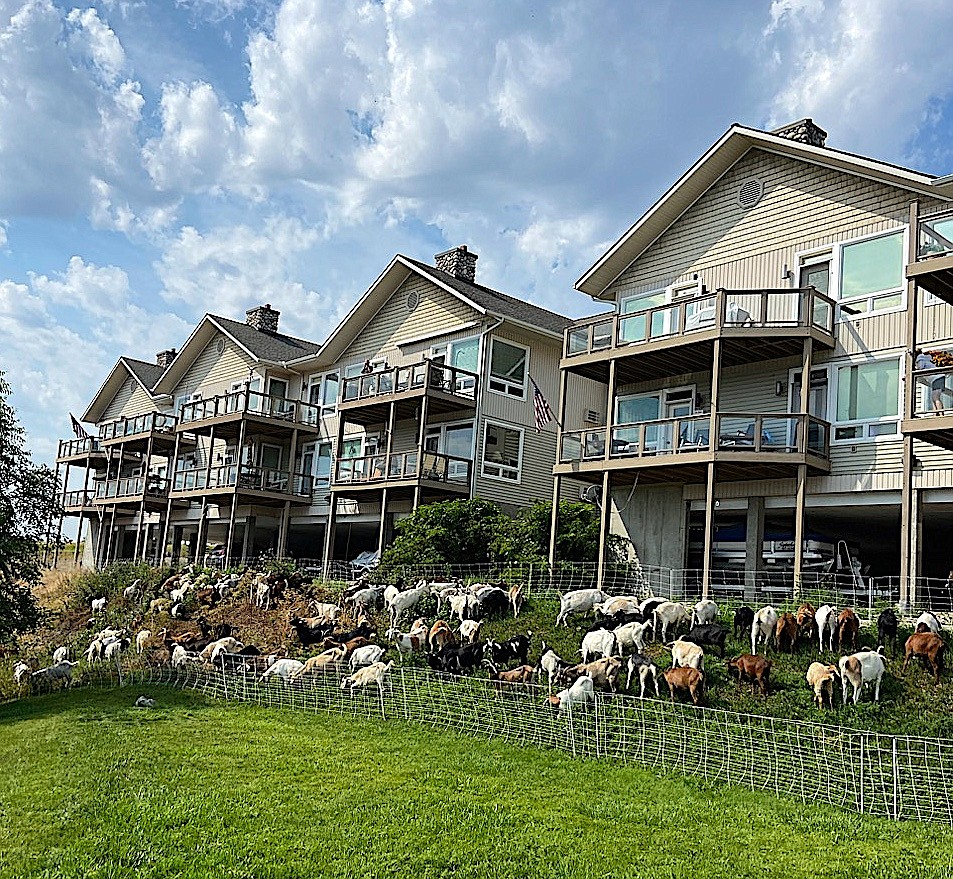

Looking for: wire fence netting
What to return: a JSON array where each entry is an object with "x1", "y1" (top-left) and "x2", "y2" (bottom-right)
[{"x1": 68, "y1": 657, "x2": 953, "y2": 827}]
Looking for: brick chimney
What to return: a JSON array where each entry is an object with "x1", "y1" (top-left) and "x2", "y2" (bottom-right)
[
  {"x1": 435, "y1": 245, "x2": 478, "y2": 284},
  {"x1": 771, "y1": 118, "x2": 827, "y2": 148},
  {"x1": 245, "y1": 303, "x2": 280, "y2": 333},
  {"x1": 156, "y1": 348, "x2": 176, "y2": 368}
]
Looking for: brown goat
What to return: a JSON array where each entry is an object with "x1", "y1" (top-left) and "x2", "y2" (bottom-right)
[
  {"x1": 775, "y1": 612, "x2": 798, "y2": 654},
  {"x1": 903, "y1": 632, "x2": 946, "y2": 684},
  {"x1": 428, "y1": 620, "x2": 456, "y2": 651},
  {"x1": 795, "y1": 602, "x2": 816, "y2": 641},
  {"x1": 836, "y1": 608, "x2": 859, "y2": 651},
  {"x1": 662, "y1": 666, "x2": 705, "y2": 705},
  {"x1": 726, "y1": 654, "x2": 772, "y2": 697}
]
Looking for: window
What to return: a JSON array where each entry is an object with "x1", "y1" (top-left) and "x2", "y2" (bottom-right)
[
  {"x1": 838, "y1": 231, "x2": 904, "y2": 316},
  {"x1": 307, "y1": 374, "x2": 322, "y2": 404},
  {"x1": 799, "y1": 256, "x2": 830, "y2": 295},
  {"x1": 481, "y1": 422, "x2": 523, "y2": 481},
  {"x1": 619, "y1": 288, "x2": 667, "y2": 342},
  {"x1": 425, "y1": 421, "x2": 474, "y2": 478},
  {"x1": 433, "y1": 337, "x2": 479, "y2": 392},
  {"x1": 301, "y1": 441, "x2": 333, "y2": 492},
  {"x1": 319, "y1": 372, "x2": 339, "y2": 414},
  {"x1": 488, "y1": 338, "x2": 528, "y2": 398},
  {"x1": 833, "y1": 359, "x2": 900, "y2": 441}
]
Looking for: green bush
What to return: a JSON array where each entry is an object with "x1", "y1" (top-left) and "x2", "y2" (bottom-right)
[{"x1": 64, "y1": 562, "x2": 173, "y2": 610}]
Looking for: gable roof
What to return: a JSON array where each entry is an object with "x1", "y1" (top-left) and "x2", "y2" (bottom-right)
[
  {"x1": 152, "y1": 313, "x2": 322, "y2": 395},
  {"x1": 577, "y1": 123, "x2": 953, "y2": 299},
  {"x1": 303, "y1": 253, "x2": 572, "y2": 367},
  {"x1": 81, "y1": 356, "x2": 163, "y2": 423}
]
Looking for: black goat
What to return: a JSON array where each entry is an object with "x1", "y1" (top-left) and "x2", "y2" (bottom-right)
[
  {"x1": 476, "y1": 587, "x2": 510, "y2": 618},
  {"x1": 485, "y1": 633, "x2": 532, "y2": 666},
  {"x1": 324, "y1": 620, "x2": 375, "y2": 647},
  {"x1": 877, "y1": 608, "x2": 899, "y2": 655},
  {"x1": 733, "y1": 606, "x2": 755, "y2": 639},
  {"x1": 289, "y1": 615, "x2": 335, "y2": 647},
  {"x1": 682, "y1": 623, "x2": 728, "y2": 658},
  {"x1": 432, "y1": 642, "x2": 484, "y2": 674}
]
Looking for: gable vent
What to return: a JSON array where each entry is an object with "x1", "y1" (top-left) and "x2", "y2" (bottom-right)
[
  {"x1": 738, "y1": 178, "x2": 764, "y2": 210},
  {"x1": 405, "y1": 289, "x2": 420, "y2": 312}
]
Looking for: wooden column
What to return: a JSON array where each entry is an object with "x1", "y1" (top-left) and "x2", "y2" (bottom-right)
[
  {"x1": 378, "y1": 401, "x2": 396, "y2": 558},
  {"x1": 195, "y1": 500, "x2": 208, "y2": 565},
  {"x1": 225, "y1": 501, "x2": 239, "y2": 569},
  {"x1": 159, "y1": 429, "x2": 182, "y2": 567},
  {"x1": 744, "y1": 496, "x2": 765, "y2": 603},
  {"x1": 596, "y1": 470, "x2": 611, "y2": 591},
  {"x1": 241, "y1": 515, "x2": 256, "y2": 563},
  {"x1": 134, "y1": 434, "x2": 156, "y2": 561},
  {"x1": 277, "y1": 500, "x2": 291, "y2": 557},
  {"x1": 51, "y1": 462, "x2": 67, "y2": 567},
  {"x1": 76, "y1": 463, "x2": 91, "y2": 567},
  {"x1": 900, "y1": 200, "x2": 921, "y2": 610},
  {"x1": 548, "y1": 368, "x2": 569, "y2": 570},
  {"x1": 701, "y1": 463, "x2": 716, "y2": 601},
  {"x1": 703, "y1": 337, "x2": 723, "y2": 597},
  {"x1": 322, "y1": 495, "x2": 338, "y2": 578},
  {"x1": 793, "y1": 337, "x2": 814, "y2": 591},
  {"x1": 413, "y1": 395, "x2": 429, "y2": 509}
]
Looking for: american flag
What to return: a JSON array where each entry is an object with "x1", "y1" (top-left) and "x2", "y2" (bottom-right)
[
  {"x1": 70, "y1": 413, "x2": 90, "y2": 440},
  {"x1": 531, "y1": 377, "x2": 556, "y2": 433}
]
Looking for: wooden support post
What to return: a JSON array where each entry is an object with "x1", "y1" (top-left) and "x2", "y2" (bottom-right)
[
  {"x1": 159, "y1": 429, "x2": 182, "y2": 567},
  {"x1": 744, "y1": 496, "x2": 765, "y2": 603},
  {"x1": 51, "y1": 462, "x2": 67, "y2": 567},
  {"x1": 134, "y1": 434, "x2": 155, "y2": 561},
  {"x1": 548, "y1": 368, "x2": 569, "y2": 570},
  {"x1": 793, "y1": 337, "x2": 813, "y2": 592},
  {"x1": 277, "y1": 500, "x2": 291, "y2": 558},
  {"x1": 701, "y1": 463, "x2": 716, "y2": 601},
  {"x1": 703, "y1": 337, "x2": 723, "y2": 598},
  {"x1": 414, "y1": 395, "x2": 429, "y2": 509},
  {"x1": 322, "y1": 495, "x2": 338, "y2": 578},
  {"x1": 596, "y1": 470, "x2": 611, "y2": 591}
]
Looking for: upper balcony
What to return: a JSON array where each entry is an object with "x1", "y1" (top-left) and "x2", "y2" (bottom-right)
[
  {"x1": 56, "y1": 436, "x2": 109, "y2": 466},
  {"x1": 556, "y1": 411, "x2": 831, "y2": 484},
  {"x1": 902, "y1": 362, "x2": 953, "y2": 450},
  {"x1": 170, "y1": 464, "x2": 314, "y2": 506},
  {"x1": 93, "y1": 474, "x2": 172, "y2": 508},
  {"x1": 331, "y1": 450, "x2": 471, "y2": 497},
  {"x1": 99, "y1": 412, "x2": 188, "y2": 452},
  {"x1": 178, "y1": 388, "x2": 321, "y2": 439},
  {"x1": 62, "y1": 489, "x2": 98, "y2": 514},
  {"x1": 562, "y1": 287, "x2": 836, "y2": 384},
  {"x1": 337, "y1": 361, "x2": 478, "y2": 426},
  {"x1": 906, "y1": 209, "x2": 953, "y2": 304}
]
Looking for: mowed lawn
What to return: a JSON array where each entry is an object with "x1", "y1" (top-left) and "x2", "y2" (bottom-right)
[{"x1": 2, "y1": 690, "x2": 953, "y2": 879}]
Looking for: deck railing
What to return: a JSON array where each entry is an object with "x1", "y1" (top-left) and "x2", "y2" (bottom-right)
[
  {"x1": 912, "y1": 363, "x2": 953, "y2": 416},
  {"x1": 179, "y1": 389, "x2": 320, "y2": 428},
  {"x1": 559, "y1": 412, "x2": 830, "y2": 463},
  {"x1": 340, "y1": 360, "x2": 479, "y2": 405},
  {"x1": 94, "y1": 475, "x2": 170, "y2": 501},
  {"x1": 917, "y1": 208, "x2": 953, "y2": 260},
  {"x1": 334, "y1": 450, "x2": 471, "y2": 487},
  {"x1": 171, "y1": 464, "x2": 313, "y2": 497},
  {"x1": 57, "y1": 436, "x2": 104, "y2": 458},
  {"x1": 564, "y1": 287, "x2": 836, "y2": 358},
  {"x1": 99, "y1": 412, "x2": 178, "y2": 442},
  {"x1": 63, "y1": 489, "x2": 96, "y2": 509}
]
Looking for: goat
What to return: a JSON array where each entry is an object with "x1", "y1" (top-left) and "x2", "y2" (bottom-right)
[
  {"x1": 556, "y1": 589, "x2": 606, "y2": 627},
  {"x1": 662, "y1": 666, "x2": 704, "y2": 705},
  {"x1": 547, "y1": 673, "x2": 595, "y2": 712},
  {"x1": 836, "y1": 608, "x2": 860, "y2": 652},
  {"x1": 485, "y1": 633, "x2": 532, "y2": 667},
  {"x1": 877, "y1": 608, "x2": 899, "y2": 655},
  {"x1": 508, "y1": 583, "x2": 525, "y2": 618},
  {"x1": 806, "y1": 662, "x2": 838, "y2": 709},
  {"x1": 536, "y1": 643, "x2": 570, "y2": 692},
  {"x1": 612, "y1": 620, "x2": 653, "y2": 655},
  {"x1": 430, "y1": 642, "x2": 484, "y2": 675},
  {"x1": 31, "y1": 660, "x2": 78, "y2": 689},
  {"x1": 667, "y1": 637, "x2": 704, "y2": 673},
  {"x1": 288, "y1": 615, "x2": 335, "y2": 648},
  {"x1": 682, "y1": 623, "x2": 727, "y2": 658},
  {"x1": 558, "y1": 656, "x2": 623, "y2": 693},
  {"x1": 652, "y1": 602, "x2": 691, "y2": 641},
  {"x1": 90, "y1": 596, "x2": 106, "y2": 614},
  {"x1": 774, "y1": 612, "x2": 798, "y2": 654},
  {"x1": 750, "y1": 606, "x2": 778, "y2": 655},
  {"x1": 349, "y1": 644, "x2": 386, "y2": 671},
  {"x1": 13, "y1": 659, "x2": 38, "y2": 688},
  {"x1": 474, "y1": 586, "x2": 510, "y2": 618},
  {"x1": 447, "y1": 592, "x2": 481, "y2": 623},
  {"x1": 914, "y1": 612, "x2": 941, "y2": 635},
  {"x1": 484, "y1": 659, "x2": 535, "y2": 693},
  {"x1": 903, "y1": 632, "x2": 945, "y2": 684},
  {"x1": 349, "y1": 586, "x2": 385, "y2": 615},
  {"x1": 323, "y1": 620, "x2": 375, "y2": 647},
  {"x1": 290, "y1": 647, "x2": 346, "y2": 680},
  {"x1": 625, "y1": 653, "x2": 660, "y2": 698},
  {"x1": 815, "y1": 604, "x2": 837, "y2": 652},
  {"x1": 639, "y1": 597, "x2": 666, "y2": 621},
  {"x1": 123, "y1": 579, "x2": 141, "y2": 601},
  {"x1": 458, "y1": 619, "x2": 482, "y2": 644},
  {"x1": 597, "y1": 596, "x2": 642, "y2": 619},
  {"x1": 579, "y1": 629, "x2": 616, "y2": 664},
  {"x1": 795, "y1": 602, "x2": 816, "y2": 642},
  {"x1": 733, "y1": 605, "x2": 755, "y2": 639},
  {"x1": 726, "y1": 654, "x2": 772, "y2": 697},
  {"x1": 428, "y1": 620, "x2": 456, "y2": 652},
  {"x1": 386, "y1": 624, "x2": 428, "y2": 660},
  {"x1": 103, "y1": 638, "x2": 130, "y2": 661},
  {"x1": 149, "y1": 598, "x2": 172, "y2": 614},
  {"x1": 52, "y1": 646, "x2": 72, "y2": 664},
  {"x1": 200, "y1": 637, "x2": 243, "y2": 663},
  {"x1": 691, "y1": 599, "x2": 719, "y2": 628},
  {"x1": 259, "y1": 658, "x2": 305, "y2": 682},
  {"x1": 171, "y1": 645, "x2": 202, "y2": 667},
  {"x1": 136, "y1": 629, "x2": 152, "y2": 654},
  {"x1": 309, "y1": 602, "x2": 342, "y2": 624},
  {"x1": 838, "y1": 648, "x2": 887, "y2": 704},
  {"x1": 341, "y1": 660, "x2": 393, "y2": 696},
  {"x1": 387, "y1": 584, "x2": 431, "y2": 626}
]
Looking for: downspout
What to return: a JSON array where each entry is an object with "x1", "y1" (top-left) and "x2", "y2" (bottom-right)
[{"x1": 471, "y1": 316, "x2": 505, "y2": 498}]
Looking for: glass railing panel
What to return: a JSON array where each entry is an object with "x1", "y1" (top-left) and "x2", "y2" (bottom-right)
[
  {"x1": 913, "y1": 364, "x2": 953, "y2": 416},
  {"x1": 566, "y1": 328, "x2": 589, "y2": 356},
  {"x1": 919, "y1": 215, "x2": 953, "y2": 259},
  {"x1": 559, "y1": 432, "x2": 582, "y2": 463}
]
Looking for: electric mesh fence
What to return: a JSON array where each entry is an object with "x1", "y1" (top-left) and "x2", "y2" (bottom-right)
[{"x1": 74, "y1": 657, "x2": 953, "y2": 826}]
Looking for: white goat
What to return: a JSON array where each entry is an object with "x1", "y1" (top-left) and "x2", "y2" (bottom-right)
[
  {"x1": 52, "y1": 646, "x2": 71, "y2": 664},
  {"x1": 508, "y1": 583, "x2": 525, "y2": 618},
  {"x1": 103, "y1": 638, "x2": 130, "y2": 661},
  {"x1": 201, "y1": 637, "x2": 244, "y2": 663},
  {"x1": 691, "y1": 599, "x2": 719, "y2": 627},
  {"x1": 31, "y1": 660, "x2": 77, "y2": 688},
  {"x1": 136, "y1": 630, "x2": 152, "y2": 654},
  {"x1": 349, "y1": 644, "x2": 386, "y2": 671},
  {"x1": 596, "y1": 596, "x2": 641, "y2": 618},
  {"x1": 580, "y1": 628, "x2": 617, "y2": 664},
  {"x1": 613, "y1": 620, "x2": 653, "y2": 655},
  {"x1": 259, "y1": 658, "x2": 305, "y2": 682},
  {"x1": 341, "y1": 660, "x2": 394, "y2": 696},
  {"x1": 806, "y1": 661, "x2": 839, "y2": 709},
  {"x1": 839, "y1": 648, "x2": 887, "y2": 705},
  {"x1": 550, "y1": 674, "x2": 595, "y2": 712},
  {"x1": 668, "y1": 637, "x2": 705, "y2": 672},
  {"x1": 386, "y1": 625, "x2": 428, "y2": 660},
  {"x1": 815, "y1": 604, "x2": 838, "y2": 652},
  {"x1": 751, "y1": 606, "x2": 779, "y2": 655},
  {"x1": 537, "y1": 646, "x2": 569, "y2": 693},
  {"x1": 171, "y1": 645, "x2": 202, "y2": 667},
  {"x1": 458, "y1": 620, "x2": 482, "y2": 644},
  {"x1": 555, "y1": 589, "x2": 606, "y2": 627},
  {"x1": 387, "y1": 584, "x2": 430, "y2": 626},
  {"x1": 652, "y1": 601, "x2": 691, "y2": 641},
  {"x1": 90, "y1": 596, "x2": 106, "y2": 614},
  {"x1": 13, "y1": 660, "x2": 37, "y2": 688},
  {"x1": 447, "y1": 592, "x2": 480, "y2": 623},
  {"x1": 915, "y1": 612, "x2": 942, "y2": 634}
]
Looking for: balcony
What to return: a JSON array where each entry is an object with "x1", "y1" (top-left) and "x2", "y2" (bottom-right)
[
  {"x1": 338, "y1": 361, "x2": 479, "y2": 426},
  {"x1": 62, "y1": 489, "x2": 98, "y2": 513},
  {"x1": 178, "y1": 389, "x2": 320, "y2": 438},
  {"x1": 170, "y1": 464, "x2": 313, "y2": 505},
  {"x1": 906, "y1": 210, "x2": 953, "y2": 304},
  {"x1": 56, "y1": 436, "x2": 110, "y2": 465},
  {"x1": 93, "y1": 475, "x2": 171, "y2": 507},
  {"x1": 99, "y1": 412, "x2": 186, "y2": 452},
  {"x1": 902, "y1": 363, "x2": 953, "y2": 450},
  {"x1": 562, "y1": 287, "x2": 836, "y2": 384},
  {"x1": 556, "y1": 412, "x2": 831, "y2": 484},
  {"x1": 332, "y1": 450, "x2": 471, "y2": 495}
]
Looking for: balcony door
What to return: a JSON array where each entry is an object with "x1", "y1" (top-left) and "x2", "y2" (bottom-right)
[
  {"x1": 789, "y1": 368, "x2": 828, "y2": 450},
  {"x1": 432, "y1": 338, "x2": 479, "y2": 393},
  {"x1": 424, "y1": 422, "x2": 473, "y2": 478}
]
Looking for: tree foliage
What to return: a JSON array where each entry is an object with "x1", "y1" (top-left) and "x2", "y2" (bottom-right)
[
  {"x1": 377, "y1": 497, "x2": 627, "y2": 576},
  {"x1": 0, "y1": 372, "x2": 61, "y2": 640}
]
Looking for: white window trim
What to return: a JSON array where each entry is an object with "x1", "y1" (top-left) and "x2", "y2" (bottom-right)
[
  {"x1": 487, "y1": 337, "x2": 530, "y2": 400},
  {"x1": 614, "y1": 385, "x2": 696, "y2": 425},
  {"x1": 831, "y1": 228, "x2": 908, "y2": 322},
  {"x1": 319, "y1": 370, "x2": 339, "y2": 415},
  {"x1": 480, "y1": 419, "x2": 524, "y2": 483},
  {"x1": 425, "y1": 419, "x2": 475, "y2": 454},
  {"x1": 829, "y1": 354, "x2": 903, "y2": 444}
]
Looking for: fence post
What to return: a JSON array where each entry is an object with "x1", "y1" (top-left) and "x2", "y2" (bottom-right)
[
  {"x1": 859, "y1": 734, "x2": 865, "y2": 814},
  {"x1": 114, "y1": 652, "x2": 123, "y2": 689},
  {"x1": 594, "y1": 695, "x2": 600, "y2": 759},
  {"x1": 892, "y1": 737, "x2": 899, "y2": 821},
  {"x1": 220, "y1": 653, "x2": 228, "y2": 701}
]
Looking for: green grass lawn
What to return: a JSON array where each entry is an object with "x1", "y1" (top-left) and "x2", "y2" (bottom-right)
[{"x1": 2, "y1": 688, "x2": 953, "y2": 879}]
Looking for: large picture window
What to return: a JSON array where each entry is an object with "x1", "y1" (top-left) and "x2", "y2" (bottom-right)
[
  {"x1": 488, "y1": 339, "x2": 528, "y2": 398},
  {"x1": 838, "y1": 231, "x2": 904, "y2": 316},
  {"x1": 481, "y1": 422, "x2": 523, "y2": 482},
  {"x1": 833, "y1": 359, "x2": 900, "y2": 441}
]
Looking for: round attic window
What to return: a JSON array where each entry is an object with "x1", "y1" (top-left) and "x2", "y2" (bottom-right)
[
  {"x1": 738, "y1": 177, "x2": 764, "y2": 210},
  {"x1": 405, "y1": 289, "x2": 420, "y2": 312},
  {"x1": 215, "y1": 337, "x2": 225, "y2": 355}
]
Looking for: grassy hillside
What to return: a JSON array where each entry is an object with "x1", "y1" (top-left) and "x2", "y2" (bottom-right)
[{"x1": 2, "y1": 687, "x2": 953, "y2": 879}]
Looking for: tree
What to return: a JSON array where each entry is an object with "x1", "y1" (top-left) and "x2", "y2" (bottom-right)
[{"x1": 0, "y1": 372, "x2": 61, "y2": 641}]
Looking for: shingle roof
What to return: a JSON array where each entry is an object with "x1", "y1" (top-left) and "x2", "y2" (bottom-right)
[
  {"x1": 402, "y1": 256, "x2": 573, "y2": 336},
  {"x1": 122, "y1": 358, "x2": 164, "y2": 391},
  {"x1": 211, "y1": 315, "x2": 322, "y2": 362}
]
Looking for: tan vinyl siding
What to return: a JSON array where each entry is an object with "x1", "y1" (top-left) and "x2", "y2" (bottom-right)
[
  {"x1": 474, "y1": 414, "x2": 555, "y2": 510},
  {"x1": 340, "y1": 275, "x2": 477, "y2": 367},
  {"x1": 170, "y1": 334, "x2": 256, "y2": 401},
  {"x1": 482, "y1": 325, "x2": 561, "y2": 429},
  {"x1": 101, "y1": 376, "x2": 156, "y2": 421}
]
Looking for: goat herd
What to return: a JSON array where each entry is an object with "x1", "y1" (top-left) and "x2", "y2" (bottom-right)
[{"x1": 10, "y1": 572, "x2": 950, "y2": 719}]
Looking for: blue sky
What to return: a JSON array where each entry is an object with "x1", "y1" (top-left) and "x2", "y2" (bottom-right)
[{"x1": 3, "y1": 0, "x2": 953, "y2": 465}]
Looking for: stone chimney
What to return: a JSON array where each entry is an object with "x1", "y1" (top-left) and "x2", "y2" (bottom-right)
[
  {"x1": 245, "y1": 303, "x2": 280, "y2": 333},
  {"x1": 771, "y1": 118, "x2": 827, "y2": 148},
  {"x1": 156, "y1": 348, "x2": 176, "y2": 368},
  {"x1": 435, "y1": 245, "x2": 478, "y2": 284}
]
